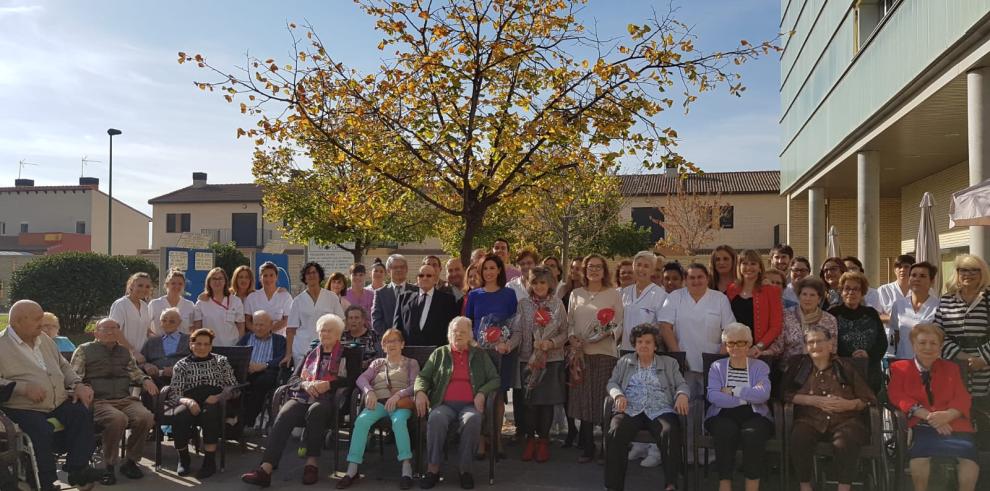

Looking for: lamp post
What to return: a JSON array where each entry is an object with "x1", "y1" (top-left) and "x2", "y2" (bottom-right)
[{"x1": 107, "y1": 128, "x2": 122, "y2": 255}]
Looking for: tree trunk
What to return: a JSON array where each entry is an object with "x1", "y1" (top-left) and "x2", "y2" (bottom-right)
[
  {"x1": 350, "y1": 236, "x2": 367, "y2": 264},
  {"x1": 459, "y1": 207, "x2": 487, "y2": 267}
]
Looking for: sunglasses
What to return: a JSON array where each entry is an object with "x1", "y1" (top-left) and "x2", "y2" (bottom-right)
[{"x1": 725, "y1": 341, "x2": 750, "y2": 348}]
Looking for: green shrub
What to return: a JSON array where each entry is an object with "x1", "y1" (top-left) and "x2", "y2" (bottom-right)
[
  {"x1": 9, "y1": 252, "x2": 159, "y2": 333},
  {"x1": 210, "y1": 242, "x2": 250, "y2": 280}
]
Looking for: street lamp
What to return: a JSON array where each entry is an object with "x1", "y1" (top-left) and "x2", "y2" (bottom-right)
[{"x1": 107, "y1": 128, "x2": 122, "y2": 255}]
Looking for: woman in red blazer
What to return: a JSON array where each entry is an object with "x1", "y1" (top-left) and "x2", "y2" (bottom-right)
[
  {"x1": 888, "y1": 323, "x2": 979, "y2": 491},
  {"x1": 725, "y1": 250, "x2": 783, "y2": 357}
]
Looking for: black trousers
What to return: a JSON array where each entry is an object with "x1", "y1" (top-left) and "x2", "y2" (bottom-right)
[
  {"x1": 525, "y1": 404, "x2": 554, "y2": 439},
  {"x1": 242, "y1": 369, "x2": 278, "y2": 427},
  {"x1": 704, "y1": 406, "x2": 773, "y2": 480},
  {"x1": 262, "y1": 399, "x2": 335, "y2": 464},
  {"x1": 511, "y1": 387, "x2": 527, "y2": 437},
  {"x1": 605, "y1": 412, "x2": 681, "y2": 490},
  {"x1": 4, "y1": 401, "x2": 95, "y2": 488},
  {"x1": 171, "y1": 402, "x2": 223, "y2": 449}
]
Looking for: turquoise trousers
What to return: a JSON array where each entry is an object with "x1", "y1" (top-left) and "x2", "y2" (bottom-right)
[{"x1": 346, "y1": 404, "x2": 413, "y2": 464}]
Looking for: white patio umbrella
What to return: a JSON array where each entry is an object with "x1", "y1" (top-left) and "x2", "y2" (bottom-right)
[
  {"x1": 826, "y1": 225, "x2": 841, "y2": 258},
  {"x1": 950, "y1": 178, "x2": 990, "y2": 227},
  {"x1": 916, "y1": 192, "x2": 942, "y2": 295}
]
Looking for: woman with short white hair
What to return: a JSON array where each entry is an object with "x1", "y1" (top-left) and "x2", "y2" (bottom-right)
[
  {"x1": 241, "y1": 314, "x2": 351, "y2": 487},
  {"x1": 706, "y1": 323, "x2": 773, "y2": 491},
  {"x1": 414, "y1": 317, "x2": 500, "y2": 489}
]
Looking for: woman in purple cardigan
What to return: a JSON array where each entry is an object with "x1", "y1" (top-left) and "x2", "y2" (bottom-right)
[{"x1": 705, "y1": 322, "x2": 773, "y2": 491}]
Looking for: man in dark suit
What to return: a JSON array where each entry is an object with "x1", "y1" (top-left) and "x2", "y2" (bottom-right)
[
  {"x1": 371, "y1": 254, "x2": 417, "y2": 334},
  {"x1": 236, "y1": 310, "x2": 286, "y2": 429},
  {"x1": 396, "y1": 264, "x2": 457, "y2": 346},
  {"x1": 140, "y1": 308, "x2": 191, "y2": 386}
]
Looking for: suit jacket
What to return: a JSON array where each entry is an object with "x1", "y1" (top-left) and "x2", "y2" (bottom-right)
[
  {"x1": 371, "y1": 283, "x2": 417, "y2": 335},
  {"x1": 141, "y1": 332, "x2": 191, "y2": 369},
  {"x1": 888, "y1": 358, "x2": 974, "y2": 432},
  {"x1": 236, "y1": 332, "x2": 287, "y2": 370},
  {"x1": 396, "y1": 288, "x2": 457, "y2": 346}
]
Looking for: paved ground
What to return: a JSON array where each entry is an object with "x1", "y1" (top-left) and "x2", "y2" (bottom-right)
[{"x1": 53, "y1": 427, "x2": 733, "y2": 491}]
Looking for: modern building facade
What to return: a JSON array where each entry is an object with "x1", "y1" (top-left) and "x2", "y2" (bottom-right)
[
  {"x1": 621, "y1": 170, "x2": 786, "y2": 253},
  {"x1": 0, "y1": 177, "x2": 150, "y2": 255},
  {"x1": 780, "y1": 0, "x2": 990, "y2": 286}
]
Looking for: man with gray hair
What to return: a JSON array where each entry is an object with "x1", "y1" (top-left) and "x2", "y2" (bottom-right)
[
  {"x1": 236, "y1": 310, "x2": 286, "y2": 429},
  {"x1": 0, "y1": 300, "x2": 103, "y2": 491},
  {"x1": 72, "y1": 318, "x2": 159, "y2": 484},
  {"x1": 371, "y1": 254, "x2": 417, "y2": 334}
]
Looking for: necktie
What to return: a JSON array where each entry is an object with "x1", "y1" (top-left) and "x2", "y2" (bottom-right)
[
  {"x1": 921, "y1": 370, "x2": 934, "y2": 405},
  {"x1": 416, "y1": 293, "x2": 427, "y2": 330}
]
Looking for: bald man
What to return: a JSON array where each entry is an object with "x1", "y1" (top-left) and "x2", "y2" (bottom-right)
[
  {"x1": 71, "y1": 318, "x2": 158, "y2": 484},
  {"x1": 236, "y1": 310, "x2": 286, "y2": 429},
  {"x1": 0, "y1": 300, "x2": 102, "y2": 491}
]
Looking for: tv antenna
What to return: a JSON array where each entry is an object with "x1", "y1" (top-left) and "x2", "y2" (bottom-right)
[
  {"x1": 81, "y1": 155, "x2": 102, "y2": 177},
  {"x1": 17, "y1": 159, "x2": 39, "y2": 179}
]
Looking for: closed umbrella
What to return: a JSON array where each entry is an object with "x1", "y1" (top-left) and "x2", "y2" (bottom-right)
[
  {"x1": 916, "y1": 192, "x2": 942, "y2": 295},
  {"x1": 950, "y1": 178, "x2": 990, "y2": 227},
  {"x1": 826, "y1": 225, "x2": 841, "y2": 258}
]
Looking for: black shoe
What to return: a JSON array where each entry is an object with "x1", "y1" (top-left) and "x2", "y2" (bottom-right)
[
  {"x1": 400, "y1": 475, "x2": 413, "y2": 490},
  {"x1": 459, "y1": 472, "x2": 474, "y2": 489},
  {"x1": 195, "y1": 454, "x2": 217, "y2": 480},
  {"x1": 419, "y1": 472, "x2": 440, "y2": 489},
  {"x1": 176, "y1": 450, "x2": 192, "y2": 476},
  {"x1": 119, "y1": 459, "x2": 144, "y2": 479},
  {"x1": 67, "y1": 466, "x2": 104, "y2": 487},
  {"x1": 100, "y1": 466, "x2": 116, "y2": 486}
]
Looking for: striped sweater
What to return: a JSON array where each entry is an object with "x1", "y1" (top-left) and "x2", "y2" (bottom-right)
[{"x1": 935, "y1": 289, "x2": 990, "y2": 397}]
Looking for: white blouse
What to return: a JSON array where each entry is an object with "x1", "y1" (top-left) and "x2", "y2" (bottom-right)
[
  {"x1": 194, "y1": 295, "x2": 245, "y2": 347},
  {"x1": 109, "y1": 296, "x2": 153, "y2": 353},
  {"x1": 244, "y1": 289, "x2": 293, "y2": 332},
  {"x1": 286, "y1": 289, "x2": 344, "y2": 365},
  {"x1": 889, "y1": 294, "x2": 940, "y2": 359},
  {"x1": 148, "y1": 295, "x2": 196, "y2": 334},
  {"x1": 658, "y1": 288, "x2": 736, "y2": 372},
  {"x1": 619, "y1": 283, "x2": 667, "y2": 352}
]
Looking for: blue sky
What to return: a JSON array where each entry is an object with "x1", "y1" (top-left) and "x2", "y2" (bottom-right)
[{"x1": 0, "y1": 0, "x2": 780, "y2": 215}]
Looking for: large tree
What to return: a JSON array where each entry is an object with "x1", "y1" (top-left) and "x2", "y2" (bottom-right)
[
  {"x1": 253, "y1": 147, "x2": 430, "y2": 263},
  {"x1": 180, "y1": 0, "x2": 776, "y2": 262}
]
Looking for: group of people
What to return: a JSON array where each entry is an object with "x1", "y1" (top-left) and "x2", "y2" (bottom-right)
[{"x1": 0, "y1": 238, "x2": 988, "y2": 491}]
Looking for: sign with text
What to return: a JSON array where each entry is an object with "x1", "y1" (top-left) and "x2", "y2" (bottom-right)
[{"x1": 306, "y1": 241, "x2": 354, "y2": 275}]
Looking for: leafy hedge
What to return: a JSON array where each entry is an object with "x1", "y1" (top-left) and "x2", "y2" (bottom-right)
[
  {"x1": 9, "y1": 252, "x2": 159, "y2": 333},
  {"x1": 210, "y1": 242, "x2": 250, "y2": 282}
]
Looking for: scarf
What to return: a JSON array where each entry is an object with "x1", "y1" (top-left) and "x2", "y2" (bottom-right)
[
  {"x1": 291, "y1": 342, "x2": 343, "y2": 402},
  {"x1": 797, "y1": 305, "x2": 822, "y2": 328}
]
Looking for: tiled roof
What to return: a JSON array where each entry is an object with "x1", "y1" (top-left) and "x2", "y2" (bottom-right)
[
  {"x1": 148, "y1": 183, "x2": 263, "y2": 204},
  {"x1": 619, "y1": 170, "x2": 780, "y2": 196}
]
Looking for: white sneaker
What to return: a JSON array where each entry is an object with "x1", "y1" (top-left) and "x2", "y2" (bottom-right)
[
  {"x1": 640, "y1": 453, "x2": 662, "y2": 468},
  {"x1": 627, "y1": 444, "x2": 648, "y2": 460}
]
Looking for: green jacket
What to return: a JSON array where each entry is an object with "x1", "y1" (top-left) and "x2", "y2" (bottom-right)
[{"x1": 414, "y1": 345, "x2": 500, "y2": 408}]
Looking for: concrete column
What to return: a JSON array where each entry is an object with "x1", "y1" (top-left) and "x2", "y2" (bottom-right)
[
  {"x1": 857, "y1": 151, "x2": 881, "y2": 287},
  {"x1": 808, "y1": 187, "x2": 826, "y2": 269},
  {"x1": 968, "y1": 68, "x2": 990, "y2": 260}
]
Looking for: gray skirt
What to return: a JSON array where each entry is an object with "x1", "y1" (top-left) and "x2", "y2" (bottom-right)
[{"x1": 521, "y1": 360, "x2": 566, "y2": 406}]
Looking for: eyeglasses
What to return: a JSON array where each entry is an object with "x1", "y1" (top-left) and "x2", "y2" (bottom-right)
[
  {"x1": 957, "y1": 268, "x2": 981, "y2": 276},
  {"x1": 586, "y1": 264, "x2": 604, "y2": 271},
  {"x1": 725, "y1": 341, "x2": 750, "y2": 348},
  {"x1": 417, "y1": 274, "x2": 434, "y2": 278}
]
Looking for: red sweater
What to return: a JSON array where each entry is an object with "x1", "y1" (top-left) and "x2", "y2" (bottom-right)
[
  {"x1": 725, "y1": 283, "x2": 783, "y2": 349},
  {"x1": 888, "y1": 358, "x2": 974, "y2": 432}
]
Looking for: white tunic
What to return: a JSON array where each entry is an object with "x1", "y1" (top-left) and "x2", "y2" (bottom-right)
[
  {"x1": 619, "y1": 283, "x2": 667, "y2": 352},
  {"x1": 864, "y1": 288, "x2": 882, "y2": 312},
  {"x1": 888, "y1": 294, "x2": 940, "y2": 359},
  {"x1": 878, "y1": 281, "x2": 909, "y2": 315},
  {"x1": 148, "y1": 295, "x2": 196, "y2": 334},
  {"x1": 286, "y1": 289, "x2": 344, "y2": 365},
  {"x1": 109, "y1": 296, "x2": 153, "y2": 353},
  {"x1": 507, "y1": 277, "x2": 528, "y2": 301},
  {"x1": 244, "y1": 289, "x2": 293, "y2": 332},
  {"x1": 658, "y1": 288, "x2": 736, "y2": 372},
  {"x1": 194, "y1": 296, "x2": 245, "y2": 347}
]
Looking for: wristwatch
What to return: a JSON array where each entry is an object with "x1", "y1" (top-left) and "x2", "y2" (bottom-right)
[{"x1": 755, "y1": 342, "x2": 765, "y2": 350}]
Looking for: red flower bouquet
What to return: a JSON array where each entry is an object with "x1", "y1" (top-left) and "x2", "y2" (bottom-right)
[{"x1": 476, "y1": 314, "x2": 511, "y2": 350}]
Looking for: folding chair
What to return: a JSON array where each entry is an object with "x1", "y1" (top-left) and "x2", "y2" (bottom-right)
[
  {"x1": 692, "y1": 353, "x2": 785, "y2": 491},
  {"x1": 601, "y1": 351, "x2": 689, "y2": 491}
]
